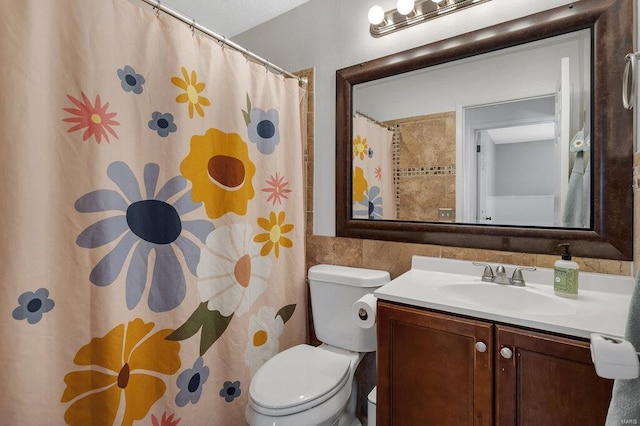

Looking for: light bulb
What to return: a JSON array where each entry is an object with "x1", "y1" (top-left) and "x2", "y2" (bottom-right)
[
  {"x1": 368, "y1": 5, "x2": 386, "y2": 25},
  {"x1": 431, "y1": 0, "x2": 445, "y2": 3},
  {"x1": 397, "y1": 0, "x2": 415, "y2": 15}
]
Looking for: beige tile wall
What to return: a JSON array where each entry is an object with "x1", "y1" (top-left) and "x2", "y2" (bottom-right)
[{"x1": 389, "y1": 112, "x2": 457, "y2": 222}]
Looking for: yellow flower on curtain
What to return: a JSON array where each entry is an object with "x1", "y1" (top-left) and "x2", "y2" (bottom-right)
[
  {"x1": 253, "y1": 211, "x2": 294, "y2": 258},
  {"x1": 180, "y1": 128, "x2": 256, "y2": 219},
  {"x1": 353, "y1": 166, "x2": 368, "y2": 203},
  {"x1": 61, "y1": 319, "x2": 181, "y2": 426},
  {"x1": 353, "y1": 135, "x2": 368, "y2": 160},
  {"x1": 171, "y1": 66, "x2": 211, "y2": 118}
]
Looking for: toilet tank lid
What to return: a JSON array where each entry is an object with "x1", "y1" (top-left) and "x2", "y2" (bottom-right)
[{"x1": 308, "y1": 264, "x2": 390, "y2": 287}]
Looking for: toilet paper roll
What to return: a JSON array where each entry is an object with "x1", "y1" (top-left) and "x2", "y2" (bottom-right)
[{"x1": 352, "y1": 293, "x2": 377, "y2": 329}]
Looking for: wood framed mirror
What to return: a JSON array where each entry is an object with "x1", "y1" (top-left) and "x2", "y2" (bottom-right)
[{"x1": 336, "y1": 0, "x2": 633, "y2": 260}]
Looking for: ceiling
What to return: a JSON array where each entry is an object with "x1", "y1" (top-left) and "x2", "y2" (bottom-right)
[{"x1": 159, "y1": 0, "x2": 311, "y2": 38}]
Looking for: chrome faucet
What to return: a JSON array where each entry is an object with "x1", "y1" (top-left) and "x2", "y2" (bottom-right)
[{"x1": 472, "y1": 262, "x2": 536, "y2": 286}]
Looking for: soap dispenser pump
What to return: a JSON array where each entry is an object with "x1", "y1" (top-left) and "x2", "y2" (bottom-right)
[{"x1": 554, "y1": 243, "x2": 579, "y2": 298}]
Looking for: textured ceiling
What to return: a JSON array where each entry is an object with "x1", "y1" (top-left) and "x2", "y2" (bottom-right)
[{"x1": 158, "y1": 0, "x2": 311, "y2": 38}]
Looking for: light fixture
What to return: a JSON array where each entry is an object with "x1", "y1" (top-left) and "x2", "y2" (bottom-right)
[
  {"x1": 396, "y1": 0, "x2": 416, "y2": 16},
  {"x1": 368, "y1": 5, "x2": 386, "y2": 26},
  {"x1": 368, "y1": 0, "x2": 491, "y2": 37}
]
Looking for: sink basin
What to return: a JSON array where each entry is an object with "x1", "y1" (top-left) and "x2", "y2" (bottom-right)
[{"x1": 437, "y1": 283, "x2": 577, "y2": 316}]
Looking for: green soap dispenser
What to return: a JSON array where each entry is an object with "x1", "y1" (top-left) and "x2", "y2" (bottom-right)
[{"x1": 554, "y1": 244, "x2": 579, "y2": 298}]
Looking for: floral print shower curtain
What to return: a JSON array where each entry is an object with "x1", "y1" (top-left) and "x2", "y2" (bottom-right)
[
  {"x1": 352, "y1": 113, "x2": 395, "y2": 220},
  {"x1": 0, "y1": 0, "x2": 306, "y2": 424}
]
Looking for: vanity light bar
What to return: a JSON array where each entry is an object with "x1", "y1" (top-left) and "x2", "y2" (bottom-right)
[{"x1": 369, "y1": 0, "x2": 491, "y2": 38}]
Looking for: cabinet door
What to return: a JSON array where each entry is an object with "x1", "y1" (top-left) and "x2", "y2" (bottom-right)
[
  {"x1": 495, "y1": 325, "x2": 614, "y2": 426},
  {"x1": 377, "y1": 301, "x2": 493, "y2": 426}
]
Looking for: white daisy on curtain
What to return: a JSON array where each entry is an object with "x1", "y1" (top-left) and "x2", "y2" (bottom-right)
[{"x1": 244, "y1": 306, "x2": 285, "y2": 377}]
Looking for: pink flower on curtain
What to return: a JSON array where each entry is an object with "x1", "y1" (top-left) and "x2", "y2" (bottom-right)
[
  {"x1": 262, "y1": 172, "x2": 292, "y2": 205},
  {"x1": 62, "y1": 92, "x2": 120, "y2": 143},
  {"x1": 61, "y1": 319, "x2": 181, "y2": 426},
  {"x1": 151, "y1": 412, "x2": 181, "y2": 426},
  {"x1": 375, "y1": 166, "x2": 383, "y2": 180},
  {"x1": 171, "y1": 67, "x2": 210, "y2": 119},
  {"x1": 253, "y1": 211, "x2": 294, "y2": 258}
]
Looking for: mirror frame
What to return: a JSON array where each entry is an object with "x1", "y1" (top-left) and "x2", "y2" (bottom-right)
[{"x1": 336, "y1": 0, "x2": 633, "y2": 260}]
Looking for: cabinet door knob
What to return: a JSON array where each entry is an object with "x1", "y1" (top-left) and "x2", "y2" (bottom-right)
[
  {"x1": 475, "y1": 341, "x2": 487, "y2": 352},
  {"x1": 500, "y1": 347, "x2": 513, "y2": 359}
]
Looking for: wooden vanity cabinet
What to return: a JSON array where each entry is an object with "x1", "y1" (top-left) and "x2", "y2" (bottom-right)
[
  {"x1": 377, "y1": 301, "x2": 494, "y2": 426},
  {"x1": 495, "y1": 325, "x2": 613, "y2": 426},
  {"x1": 376, "y1": 301, "x2": 614, "y2": 426}
]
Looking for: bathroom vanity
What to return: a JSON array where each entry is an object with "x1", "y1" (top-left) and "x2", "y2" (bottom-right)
[{"x1": 374, "y1": 256, "x2": 633, "y2": 425}]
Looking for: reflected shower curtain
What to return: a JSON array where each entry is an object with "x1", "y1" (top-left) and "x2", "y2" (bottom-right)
[
  {"x1": 352, "y1": 113, "x2": 395, "y2": 219},
  {"x1": 0, "y1": 0, "x2": 306, "y2": 424}
]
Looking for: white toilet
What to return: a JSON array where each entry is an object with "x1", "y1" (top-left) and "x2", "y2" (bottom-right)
[{"x1": 246, "y1": 264, "x2": 390, "y2": 426}]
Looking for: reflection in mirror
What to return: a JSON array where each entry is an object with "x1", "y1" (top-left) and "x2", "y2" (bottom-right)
[{"x1": 351, "y1": 30, "x2": 591, "y2": 228}]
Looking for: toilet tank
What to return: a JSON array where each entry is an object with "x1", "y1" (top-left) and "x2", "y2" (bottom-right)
[{"x1": 308, "y1": 265, "x2": 390, "y2": 352}]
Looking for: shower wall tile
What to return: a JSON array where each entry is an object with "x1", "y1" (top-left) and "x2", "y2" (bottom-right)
[
  {"x1": 535, "y1": 254, "x2": 631, "y2": 276},
  {"x1": 362, "y1": 240, "x2": 440, "y2": 279},
  {"x1": 441, "y1": 247, "x2": 536, "y2": 267},
  {"x1": 398, "y1": 175, "x2": 456, "y2": 221},
  {"x1": 396, "y1": 112, "x2": 456, "y2": 168}
]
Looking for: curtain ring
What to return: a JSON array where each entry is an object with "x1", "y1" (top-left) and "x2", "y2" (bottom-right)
[
  {"x1": 155, "y1": 0, "x2": 161, "y2": 18},
  {"x1": 221, "y1": 36, "x2": 226, "y2": 50},
  {"x1": 191, "y1": 19, "x2": 196, "y2": 35}
]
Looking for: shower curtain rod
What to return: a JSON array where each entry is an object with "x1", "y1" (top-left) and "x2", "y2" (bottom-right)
[
  {"x1": 355, "y1": 110, "x2": 393, "y2": 130},
  {"x1": 138, "y1": 0, "x2": 307, "y2": 85}
]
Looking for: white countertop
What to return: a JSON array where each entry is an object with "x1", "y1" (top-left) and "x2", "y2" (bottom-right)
[{"x1": 374, "y1": 255, "x2": 635, "y2": 339}]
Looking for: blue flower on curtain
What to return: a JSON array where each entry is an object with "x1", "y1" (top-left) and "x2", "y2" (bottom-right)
[
  {"x1": 148, "y1": 111, "x2": 177, "y2": 137},
  {"x1": 12, "y1": 288, "x2": 55, "y2": 324},
  {"x1": 175, "y1": 357, "x2": 210, "y2": 407},
  {"x1": 242, "y1": 94, "x2": 280, "y2": 154},
  {"x1": 219, "y1": 381, "x2": 242, "y2": 403},
  {"x1": 354, "y1": 186, "x2": 383, "y2": 219},
  {"x1": 74, "y1": 161, "x2": 214, "y2": 312},
  {"x1": 117, "y1": 65, "x2": 146, "y2": 94}
]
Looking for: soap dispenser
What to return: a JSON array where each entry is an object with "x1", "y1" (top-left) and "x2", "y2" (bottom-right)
[{"x1": 554, "y1": 244, "x2": 579, "y2": 298}]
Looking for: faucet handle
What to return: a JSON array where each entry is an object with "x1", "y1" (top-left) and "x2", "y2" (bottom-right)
[
  {"x1": 472, "y1": 262, "x2": 494, "y2": 282},
  {"x1": 510, "y1": 266, "x2": 536, "y2": 286}
]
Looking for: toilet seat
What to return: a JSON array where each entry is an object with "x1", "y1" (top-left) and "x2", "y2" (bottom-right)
[{"x1": 249, "y1": 344, "x2": 351, "y2": 416}]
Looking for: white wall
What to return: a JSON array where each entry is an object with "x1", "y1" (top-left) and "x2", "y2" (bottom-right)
[{"x1": 233, "y1": 0, "x2": 577, "y2": 236}]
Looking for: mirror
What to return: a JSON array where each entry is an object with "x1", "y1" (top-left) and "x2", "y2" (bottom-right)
[
  {"x1": 352, "y1": 30, "x2": 590, "y2": 227},
  {"x1": 336, "y1": 0, "x2": 633, "y2": 260}
]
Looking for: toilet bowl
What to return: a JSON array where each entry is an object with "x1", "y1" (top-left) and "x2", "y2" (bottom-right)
[
  {"x1": 246, "y1": 265, "x2": 390, "y2": 426},
  {"x1": 246, "y1": 344, "x2": 363, "y2": 426}
]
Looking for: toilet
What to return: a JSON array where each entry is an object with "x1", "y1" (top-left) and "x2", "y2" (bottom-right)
[{"x1": 246, "y1": 264, "x2": 390, "y2": 426}]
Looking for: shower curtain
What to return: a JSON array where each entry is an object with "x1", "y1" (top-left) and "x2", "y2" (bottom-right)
[
  {"x1": 352, "y1": 113, "x2": 395, "y2": 220},
  {"x1": 0, "y1": 0, "x2": 306, "y2": 424}
]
